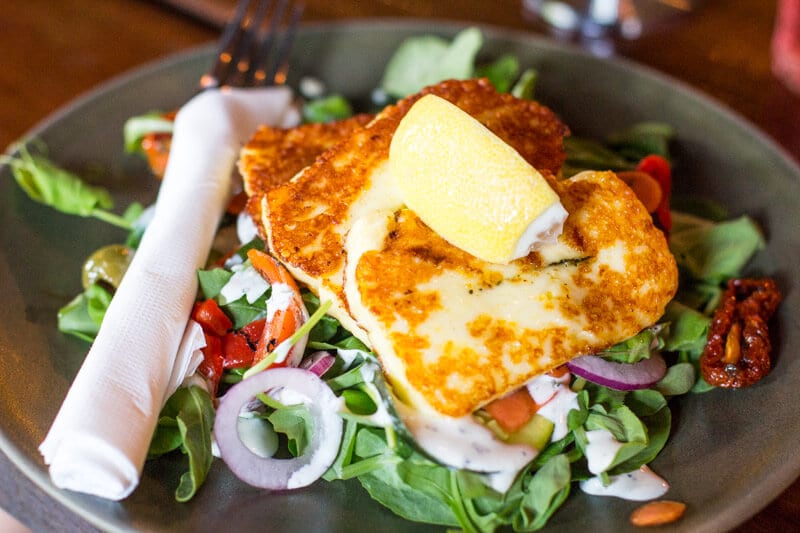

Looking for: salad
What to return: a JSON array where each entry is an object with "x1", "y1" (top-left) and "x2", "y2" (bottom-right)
[{"x1": 3, "y1": 28, "x2": 782, "y2": 531}]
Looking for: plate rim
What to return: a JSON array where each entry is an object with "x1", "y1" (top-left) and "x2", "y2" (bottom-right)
[{"x1": 1, "y1": 17, "x2": 798, "y2": 532}]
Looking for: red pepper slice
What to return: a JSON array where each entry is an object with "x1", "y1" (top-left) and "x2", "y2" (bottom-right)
[
  {"x1": 192, "y1": 299, "x2": 233, "y2": 336},
  {"x1": 222, "y1": 331, "x2": 256, "y2": 369},
  {"x1": 240, "y1": 317, "x2": 266, "y2": 347},
  {"x1": 198, "y1": 333, "x2": 224, "y2": 395}
]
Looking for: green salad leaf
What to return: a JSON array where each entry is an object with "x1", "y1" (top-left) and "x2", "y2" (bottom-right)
[
  {"x1": 511, "y1": 68, "x2": 538, "y2": 100},
  {"x1": 511, "y1": 454, "x2": 572, "y2": 532},
  {"x1": 475, "y1": 54, "x2": 519, "y2": 93},
  {"x1": 267, "y1": 401, "x2": 313, "y2": 457},
  {"x1": 303, "y1": 94, "x2": 354, "y2": 123},
  {"x1": 2, "y1": 145, "x2": 133, "y2": 229},
  {"x1": 149, "y1": 386, "x2": 215, "y2": 502},
  {"x1": 57, "y1": 282, "x2": 113, "y2": 342},
  {"x1": 598, "y1": 326, "x2": 664, "y2": 364},
  {"x1": 606, "y1": 121, "x2": 674, "y2": 161},
  {"x1": 381, "y1": 27, "x2": 483, "y2": 98},
  {"x1": 669, "y1": 212, "x2": 765, "y2": 282}
]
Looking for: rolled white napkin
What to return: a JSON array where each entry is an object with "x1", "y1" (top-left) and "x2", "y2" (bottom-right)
[{"x1": 39, "y1": 86, "x2": 299, "y2": 500}]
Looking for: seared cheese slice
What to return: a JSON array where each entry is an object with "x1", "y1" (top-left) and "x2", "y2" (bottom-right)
[
  {"x1": 261, "y1": 79, "x2": 569, "y2": 342},
  {"x1": 344, "y1": 171, "x2": 678, "y2": 418},
  {"x1": 238, "y1": 114, "x2": 373, "y2": 239}
]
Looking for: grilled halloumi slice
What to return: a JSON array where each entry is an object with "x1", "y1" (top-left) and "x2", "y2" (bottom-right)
[
  {"x1": 261, "y1": 79, "x2": 569, "y2": 341},
  {"x1": 344, "y1": 170, "x2": 678, "y2": 419},
  {"x1": 238, "y1": 114, "x2": 374, "y2": 238}
]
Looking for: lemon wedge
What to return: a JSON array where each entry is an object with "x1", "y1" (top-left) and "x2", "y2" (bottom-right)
[{"x1": 389, "y1": 94, "x2": 567, "y2": 264}]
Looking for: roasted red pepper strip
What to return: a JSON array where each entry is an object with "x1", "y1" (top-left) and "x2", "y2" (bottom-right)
[
  {"x1": 140, "y1": 110, "x2": 176, "y2": 179},
  {"x1": 701, "y1": 278, "x2": 782, "y2": 388},
  {"x1": 192, "y1": 298, "x2": 233, "y2": 337},
  {"x1": 198, "y1": 333, "x2": 224, "y2": 395},
  {"x1": 222, "y1": 331, "x2": 256, "y2": 369}
]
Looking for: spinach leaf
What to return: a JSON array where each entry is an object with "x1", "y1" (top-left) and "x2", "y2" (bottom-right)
[
  {"x1": 654, "y1": 362, "x2": 696, "y2": 396},
  {"x1": 381, "y1": 27, "x2": 483, "y2": 98},
  {"x1": 669, "y1": 213, "x2": 765, "y2": 282},
  {"x1": 355, "y1": 428, "x2": 458, "y2": 526},
  {"x1": 303, "y1": 94, "x2": 353, "y2": 123},
  {"x1": 563, "y1": 137, "x2": 635, "y2": 177},
  {"x1": 599, "y1": 326, "x2": 664, "y2": 364},
  {"x1": 149, "y1": 386, "x2": 215, "y2": 502},
  {"x1": 2, "y1": 146, "x2": 133, "y2": 229},
  {"x1": 610, "y1": 403, "x2": 671, "y2": 474},
  {"x1": 512, "y1": 454, "x2": 572, "y2": 532},
  {"x1": 662, "y1": 301, "x2": 710, "y2": 356},
  {"x1": 606, "y1": 122, "x2": 674, "y2": 161},
  {"x1": 197, "y1": 268, "x2": 233, "y2": 299},
  {"x1": 563, "y1": 122, "x2": 673, "y2": 177},
  {"x1": 221, "y1": 292, "x2": 269, "y2": 329},
  {"x1": 585, "y1": 405, "x2": 648, "y2": 470},
  {"x1": 475, "y1": 54, "x2": 519, "y2": 93},
  {"x1": 511, "y1": 68, "x2": 538, "y2": 100},
  {"x1": 57, "y1": 283, "x2": 113, "y2": 342},
  {"x1": 267, "y1": 402, "x2": 313, "y2": 457}
]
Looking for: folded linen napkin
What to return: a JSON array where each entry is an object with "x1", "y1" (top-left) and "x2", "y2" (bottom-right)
[{"x1": 39, "y1": 86, "x2": 299, "y2": 500}]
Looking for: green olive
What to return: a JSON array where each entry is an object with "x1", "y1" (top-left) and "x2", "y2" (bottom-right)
[{"x1": 81, "y1": 244, "x2": 134, "y2": 289}]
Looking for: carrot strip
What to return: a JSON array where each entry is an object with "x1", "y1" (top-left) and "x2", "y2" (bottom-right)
[
  {"x1": 484, "y1": 388, "x2": 538, "y2": 433},
  {"x1": 617, "y1": 170, "x2": 663, "y2": 213}
]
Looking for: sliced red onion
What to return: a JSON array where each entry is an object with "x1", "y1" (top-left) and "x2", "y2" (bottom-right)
[
  {"x1": 214, "y1": 368, "x2": 343, "y2": 490},
  {"x1": 300, "y1": 351, "x2": 336, "y2": 377},
  {"x1": 566, "y1": 353, "x2": 667, "y2": 391}
]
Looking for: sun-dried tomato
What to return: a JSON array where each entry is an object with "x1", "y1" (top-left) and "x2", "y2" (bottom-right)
[{"x1": 700, "y1": 278, "x2": 782, "y2": 388}]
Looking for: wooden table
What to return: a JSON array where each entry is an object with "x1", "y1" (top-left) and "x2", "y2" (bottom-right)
[{"x1": 1, "y1": 0, "x2": 798, "y2": 531}]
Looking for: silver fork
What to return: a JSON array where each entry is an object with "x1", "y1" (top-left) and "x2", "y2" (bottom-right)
[{"x1": 200, "y1": 0, "x2": 304, "y2": 90}]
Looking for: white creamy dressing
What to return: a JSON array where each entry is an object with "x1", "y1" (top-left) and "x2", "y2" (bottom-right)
[
  {"x1": 356, "y1": 360, "x2": 395, "y2": 427},
  {"x1": 526, "y1": 373, "x2": 579, "y2": 441},
  {"x1": 584, "y1": 429, "x2": 624, "y2": 474},
  {"x1": 336, "y1": 348, "x2": 369, "y2": 370},
  {"x1": 281, "y1": 383, "x2": 345, "y2": 490},
  {"x1": 269, "y1": 337, "x2": 292, "y2": 365},
  {"x1": 266, "y1": 282, "x2": 296, "y2": 321},
  {"x1": 394, "y1": 401, "x2": 536, "y2": 487},
  {"x1": 580, "y1": 465, "x2": 670, "y2": 501},
  {"x1": 236, "y1": 210, "x2": 259, "y2": 244},
  {"x1": 219, "y1": 263, "x2": 269, "y2": 304},
  {"x1": 482, "y1": 469, "x2": 522, "y2": 494}
]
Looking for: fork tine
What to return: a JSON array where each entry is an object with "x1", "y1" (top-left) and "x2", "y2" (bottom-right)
[
  {"x1": 243, "y1": 0, "x2": 285, "y2": 86},
  {"x1": 262, "y1": 2, "x2": 303, "y2": 85},
  {"x1": 201, "y1": 0, "x2": 302, "y2": 89},
  {"x1": 200, "y1": 0, "x2": 252, "y2": 89},
  {"x1": 246, "y1": 0, "x2": 304, "y2": 86},
  {"x1": 228, "y1": 0, "x2": 272, "y2": 85}
]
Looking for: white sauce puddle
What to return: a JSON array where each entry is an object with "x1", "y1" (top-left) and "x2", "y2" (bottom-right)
[{"x1": 580, "y1": 465, "x2": 669, "y2": 501}]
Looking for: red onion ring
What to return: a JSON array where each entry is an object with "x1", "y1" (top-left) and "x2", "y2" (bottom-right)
[
  {"x1": 214, "y1": 368, "x2": 343, "y2": 490},
  {"x1": 300, "y1": 351, "x2": 336, "y2": 377},
  {"x1": 566, "y1": 353, "x2": 667, "y2": 391}
]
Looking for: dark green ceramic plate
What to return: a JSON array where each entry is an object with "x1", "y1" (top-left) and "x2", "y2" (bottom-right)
[{"x1": 1, "y1": 20, "x2": 798, "y2": 533}]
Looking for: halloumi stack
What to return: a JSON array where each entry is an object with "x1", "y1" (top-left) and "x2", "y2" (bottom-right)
[{"x1": 239, "y1": 78, "x2": 678, "y2": 476}]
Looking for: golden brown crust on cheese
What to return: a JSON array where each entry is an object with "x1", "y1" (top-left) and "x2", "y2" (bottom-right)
[
  {"x1": 264, "y1": 78, "x2": 569, "y2": 287},
  {"x1": 240, "y1": 114, "x2": 374, "y2": 197},
  {"x1": 238, "y1": 114, "x2": 374, "y2": 237},
  {"x1": 351, "y1": 171, "x2": 677, "y2": 417}
]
